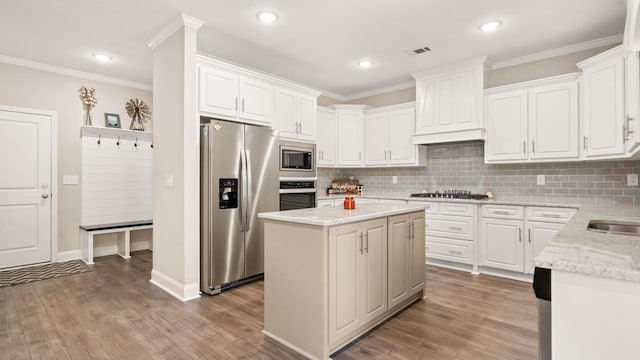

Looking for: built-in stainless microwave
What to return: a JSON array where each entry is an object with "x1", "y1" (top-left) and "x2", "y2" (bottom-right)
[{"x1": 279, "y1": 140, "x2": 316, "y2": 178}]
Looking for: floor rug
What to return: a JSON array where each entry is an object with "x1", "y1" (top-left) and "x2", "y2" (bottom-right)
[{"x1": 0, "y1": 260, "x2": 92, "y2": 287}]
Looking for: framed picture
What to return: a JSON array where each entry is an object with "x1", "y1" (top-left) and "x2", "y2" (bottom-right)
[{"x1": 104, "y1": 113, "x2": 121, "y2": 128}]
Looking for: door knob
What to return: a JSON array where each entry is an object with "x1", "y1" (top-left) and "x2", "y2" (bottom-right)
[{"x1": 42, "y1": 193, "x2": 49, "y2": 199}]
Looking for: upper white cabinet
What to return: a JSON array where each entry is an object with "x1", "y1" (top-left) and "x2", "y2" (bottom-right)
[
  {"x1": 198, "y1": 56, "x2": 319, "y2": 129},
  {"x1": 364, "y1": 103, "x2": 423, "y2": 166},
  {"x1": 317, "y1": 106, "x2": 337, "y2": 166},
  {"x1": 275, "y1": 87, "x2": 317, "y2": 142},
  {"x1": 336, "y1": 107, "x2": 365, "y2": 166},
  {"x1": 485, "y1": 74, "x2": 580, "y2": 163},
  {"x1": 578, "y1": 46, "x2": 626, "y2": 159},
  {"x1": 199, "y1": 65, "x2": 273, "y2": 126},
  {"x1": 412, "y1": 57, "x2": 486, "y2": 144}
]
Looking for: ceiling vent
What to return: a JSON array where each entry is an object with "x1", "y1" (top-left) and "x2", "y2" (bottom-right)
[{"x1": 411, "y1": 46, "x2": 432, "y2": 55}]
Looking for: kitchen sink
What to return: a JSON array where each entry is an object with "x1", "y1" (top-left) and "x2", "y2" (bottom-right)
[{"x1": 587, "y1": 220, "x2": 640, "y2": 236}]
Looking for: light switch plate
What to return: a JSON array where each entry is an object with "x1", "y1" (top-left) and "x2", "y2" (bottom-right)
[
  {"x1": 628, "y1": 174, "x2": 638, "y2": 186},
  {"x1": 537, "y1": 174, "x2": 545, "y2": 185},
  {"x1": 392, "y1": 176, "x2": 398, "y2": 185},
  {"x1": 164, "y1": 174, "x2": 173, "y2": 188},
  {"x1": 63, "y1": 175, "x2": 79, "y2": 185}
]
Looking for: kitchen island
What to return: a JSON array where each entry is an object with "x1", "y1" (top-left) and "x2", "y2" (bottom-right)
[{"x1": 258, "y1": 204, "x2": 426, "y2": 360}]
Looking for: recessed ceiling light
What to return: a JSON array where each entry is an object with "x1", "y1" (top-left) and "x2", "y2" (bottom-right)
[
  {"x1": 93, "y1": 53, "x2": 112, "y2": 62},
  {"x1": 480, "y1": 21, "x2": 501, "y2": 32},
  {"x1": 257, "y1": 11, "x2": 278, "y2": 24},
  {"x1": 358, "y1": 60, "x2": 373, "y2": 69}
]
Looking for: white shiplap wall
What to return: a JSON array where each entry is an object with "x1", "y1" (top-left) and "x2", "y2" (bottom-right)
[{"x1": 81, "y1": 126, "x2": 153, "y2": 226}]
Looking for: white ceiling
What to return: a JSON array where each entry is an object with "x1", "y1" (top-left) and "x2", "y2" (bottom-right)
[{"x1": 0, "y1": 0, "x2": 627, "y2": 98}]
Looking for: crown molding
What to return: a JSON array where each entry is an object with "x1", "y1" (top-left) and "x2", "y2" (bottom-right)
[
  {"x1": 341, "y1": 81, "x2": 415, "y2": 102},
  {"x1": 491, "y1": 34, "x2": 623, "y2": 70},
  {"x1": 148, "y1": 14, "x2": 204, "y2": 50},
  {"x1": 0, "y1": 54, "x2": 152, "y2": 91}
]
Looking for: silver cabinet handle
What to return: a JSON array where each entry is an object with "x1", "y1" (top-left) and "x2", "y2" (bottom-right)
[
  {"x1": 528, "y1": 228, "x2": 531, "y2": 243},
  {"x1": 242, "y1": 98, "x2": 245, "y2": 112},
  {"x1": 42, "y1": 193, "x2": 49, "y2": 199},
  {"x1": 519, "y1": 227, "x2": 522, "y2": 242},
  {"x1": 584, "y1": 135, "x2": 589, "y2": 150},
  {"x1": 359, "y1": 152, "x2": 362, "y2": 161},
  {"x1": 492, "y1": 210, "x2": 510, "y2": 215},
  {"x1": 384, "y1": 150, "x2": 387, "y2": 160},
  {"x1": 523, "y1": 140, "x2": 526, "y2": 154},
  {"x1": 234, "y1": 96, "x2": 238, "y2": 111},
  {"x1": 406, "y1": 223, "x2": 411, "y2": 240},
  {"x1": 532, "y1": 139, "x2": 536, "y2": 154},
  {"x1": 448, "y1": 250, "x2": 463, "y2": 256},
  {"x1": 448, "y1": 226, "x2": 463, "y2": 231},
  {"x1": 389, "y1": 150, "x2": 392, "y2": 160},
  {"x1": 359, "y1": 232, "x2": 363, "y2": 253},
  {"x1": 364, "y1": 232, "x2": 369, "y2": 252},
  {"x1": 540, "y1": 213, "x2": 560, "y2": 218}
]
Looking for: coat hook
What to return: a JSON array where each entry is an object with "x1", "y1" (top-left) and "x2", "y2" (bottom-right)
[
  {"x1": 150, "y1": 143, "x2": 154, "y2": 149},
  {"x1": 134, "y1": 138, "x2": 139, "y2": 148},
  {"x1": 116, "y1": 136, "x2": 121, "y2": 147},
  {"x1": 97, "y1": 134, "x2": 101, "y2": 145}
]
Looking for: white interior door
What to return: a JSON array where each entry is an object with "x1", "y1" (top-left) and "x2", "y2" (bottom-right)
[{"x1": 0, "y1": 109, "x2": 52, "y2": 268}]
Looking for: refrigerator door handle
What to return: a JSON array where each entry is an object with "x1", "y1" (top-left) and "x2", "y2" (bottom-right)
[
  {"x1": 245, "y1": 149, "x2": 253, "y2": 232},
  {"x1": 240, "y1": 149, "x2": 248, "y2": 231}
]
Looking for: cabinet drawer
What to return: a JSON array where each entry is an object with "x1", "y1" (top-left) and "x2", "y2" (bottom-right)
[
  {"x1": 481, "y1": 205, "x2": 524, "y2": 219},
  {"x1": 426, "y1": 237, "x2": 474, "y2": 265},
  {"x1": 525, "y1": 207, "x2": 576, "y2": 223},
  {"x1": 439, "y1": 202, "x2": 475, "y2": 216},
  {"x1": 426, "y1": 215, "x2": 474, "y2": 241}
]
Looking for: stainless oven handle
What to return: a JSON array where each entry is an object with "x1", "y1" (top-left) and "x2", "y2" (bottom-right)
[{"x1": 279, "y1": 188, "x2": 317, "y2": 194}]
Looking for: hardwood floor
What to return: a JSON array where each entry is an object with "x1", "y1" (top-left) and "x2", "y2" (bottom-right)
[{"x1": 0, "y1": 251, "x2": 538, "y2": 359}]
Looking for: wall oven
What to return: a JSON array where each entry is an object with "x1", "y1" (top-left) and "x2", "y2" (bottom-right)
[
  {"x1": 279, "y1": 140, "x2": 315, "y2": 178},
  {"x1": 279, "y1": 181, "x2": 316, "y2": 210}
]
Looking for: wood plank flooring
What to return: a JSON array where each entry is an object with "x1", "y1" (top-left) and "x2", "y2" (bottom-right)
[{"x1": 0, "y1": 251, "x2": 538, "y2": 359}]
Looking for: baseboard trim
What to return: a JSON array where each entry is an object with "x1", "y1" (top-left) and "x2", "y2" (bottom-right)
[
  {"x1": 56, "y1": 249, "x2": 81, "y2": 262},
  {"x1": 149, "y1": 269, "x2": 201, "y2": 302}
]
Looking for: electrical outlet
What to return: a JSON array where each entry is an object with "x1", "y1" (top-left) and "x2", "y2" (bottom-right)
[
  {"x1": 392, "y1": 176, "x2": 398, "y2": 185},
  {"x1": 628, "y1": 174, "x2": 638, "y2": 186},
  {"x1": 164, "y1": 174, "x2": 173, "y2": 188},
  {"x1": 537, "y1": 174, "x2": 545, "y2": 185},
  {"x1": 63, "y1": 175, "x2": 78, "y2": 185}
]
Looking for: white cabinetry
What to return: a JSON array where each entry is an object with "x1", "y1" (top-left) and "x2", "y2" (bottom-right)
[
  {"x1": 485, "y1": 74, "x2": 579, "y2": 163},
  {"x1": 480, "y1": 205, "x2": 575, "y2": 275},
  {"x1": 424, "y1": 202, "x2": 477, "y2": 268},
  {"x1": 364, "y1": 103, "x2": 422, "y2": 166},
  {"x1": 388, "y1": 212, "x2": 425, "y2": 309},
  {"x1": 329, "y1": 218, "x2": 387, "y2": 345},
  {"x1": 275, "y1": 87, "x2": 317, "y2": 141},
  {"x1": 199, "y1": 65, "x2": 273, "y2": 126},
  {"x1": 317, "y1": 107, "x2": 337, "y2": 166},
  {"x1": 412, "y1": 57, "x2": 485, "y2": 144},
  {"x1": 336, "y1": 108, "x2": 365, "y2": 166},
  {"x1": 578, "y1": 46, "x2": 626, "y2": 158}
]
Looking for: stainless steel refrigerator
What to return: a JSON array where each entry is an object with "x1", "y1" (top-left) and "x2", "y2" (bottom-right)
[{"x1": 200, "y1": 120, "x2": 279, "y2": 295}]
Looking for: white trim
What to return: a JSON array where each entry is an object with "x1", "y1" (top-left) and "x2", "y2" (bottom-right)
[
  {"x1": 149, "y1": 269, "x2": 201, "y2": 302},
  {"x1": 491, "y1": 34, "x2": 623, "y2": 70},
  {"x1": 412, "y1": 56, "x2": 487, "y2": 80},
  {"x1": 0, "y1": 54, "x2": 152, "y2": 91},
  {"x1": 318, "y1": 90, "x2": 348, "y2": 102},
  {"x1": 484, "y1": 73, "x2": 581, "y2": 94},
  {"x1": 339, "y1": 81, "x2": 415, "y2": 102},
  {"x1": 57, "y1": 249, "x2": 81, "y2": 262},
  {"x1": 148, "y1": 14, "x2": 204, "y2": 50}
]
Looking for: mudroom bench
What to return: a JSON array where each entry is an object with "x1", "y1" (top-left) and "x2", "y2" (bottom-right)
[{"x1": 80, "y1": 220, "x2": 153, "y2": 265}]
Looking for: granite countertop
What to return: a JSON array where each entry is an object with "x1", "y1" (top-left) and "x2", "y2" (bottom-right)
[
  {"x1": 535, "y1": 207, "x2": 640, "y2": 282},
  {"x1": 258, "y1": 203, "x2": 426, "y2": 226}
]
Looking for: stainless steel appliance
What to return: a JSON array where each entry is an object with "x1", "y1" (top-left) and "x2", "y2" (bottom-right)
[
  {"x1": 200, "y1": 120, "x2": 279, "y2": 295},
  {"x1": 533, "y1": 267, "x2": 552, "y2": 360},
  {"x1": 279, "y1": 140, "x2": 315, "y2": 178},
  {"x1": 279, "y1": 180, "x2": 316, "y2": 210}
]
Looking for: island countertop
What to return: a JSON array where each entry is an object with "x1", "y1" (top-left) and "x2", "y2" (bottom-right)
[{"x1": 258, "y1": 203, "x2": 426, "y2": 226}]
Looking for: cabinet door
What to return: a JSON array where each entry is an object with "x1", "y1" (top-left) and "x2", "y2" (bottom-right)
[
  {"x1": 409, "y1": 212, "x2": 425, "y2": 294},
  {"x1": 364, "y1": 113, "x2": 388, "y2": 165},
  {"x1": 415, "y1": 78, "x2": 437, "y2": 134},
  {"x1": 337, "y1": 111, "x2": 364, "y2": 166},
  {"x1": 239, "y1": 77, "x2": 273, "y2": 125},
  {"x1": 297, "y1": 94, "x2": 317, "y2": 141},
  {"x1": 388, "y1": 214, "x2": 409, "y2": 308},
  {"x1": 582, "y1": 56, "x2": 625, "y2": 157},
  {"x1": 275, "y1": 88, "x2": 297, "y2": 139},
  {"x1": 199, "y1": 66, "x2": 238, "y2": 119},
  {"x1": 328, "y1": 223, "x2": 362, "y2": 345},
  {"x1": 529, "y1": 81, "x2": 579, "y2": 160},
  {"x1": 362, "y1": 219, "x2": 388, "y2": 324},
  {"x1": 317, "y1": 108, "x2": 336, "y2": 166},
  {"x1": 485, "y1": 90, "x2": 528, "y2": 161},
  {"x1": 625, "y1": 51, "x2": 640, "y2": 153},
  {"x1": 480, "y1": 218, "x2": 524, "y2": 272},
  {"x1": 525, "y1": 222, "x2": 563, "y2": 274},
  {"x1": 388, "y1": 108, "x2": 417, "y2": 165}
]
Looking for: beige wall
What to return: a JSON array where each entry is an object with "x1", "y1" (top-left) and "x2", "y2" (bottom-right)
[
  {"x1": 317, "y1": 95, "x2": 340, "y2": 107},
  {"x1": 0, "y1": 62, "x2": 152, "y2": 256}
]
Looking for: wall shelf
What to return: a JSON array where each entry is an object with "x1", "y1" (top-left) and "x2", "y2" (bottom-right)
[{"x1": 81, "y1": 125, "x2": 153, "y2": 141}]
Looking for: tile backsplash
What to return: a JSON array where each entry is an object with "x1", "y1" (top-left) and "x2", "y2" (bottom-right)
[{"x1": 318, "y1": 141, "x2": 640, "y2": 210}]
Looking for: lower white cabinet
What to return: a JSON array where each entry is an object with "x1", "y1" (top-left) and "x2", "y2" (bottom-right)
[
  {"x1": 480, "y1": 217, "x2": 525, "y2": 272},
  {"x1": 388, "y1": 212, "x2": 425, "y2": 309},
  {"x1": 524, "y1": 221, "x2": 564, "y2": 274},
  {"x1": 329, "y1": 218, "x2": 387, "y2": 345},
  {"x1": 425, "y1": 202, "x2": 476, "y2": 267}
]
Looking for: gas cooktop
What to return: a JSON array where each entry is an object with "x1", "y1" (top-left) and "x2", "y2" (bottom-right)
[{"x1": 410, "y1": 191, "x2": 488, "y2": 200}]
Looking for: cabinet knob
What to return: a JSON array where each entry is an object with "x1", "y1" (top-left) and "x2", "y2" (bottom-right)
[{"x1": 42, "y1": 193, "x2": 49, "y2": 199}]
